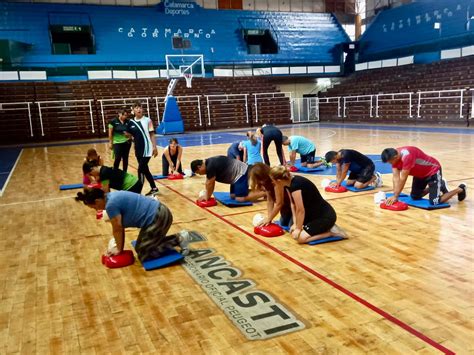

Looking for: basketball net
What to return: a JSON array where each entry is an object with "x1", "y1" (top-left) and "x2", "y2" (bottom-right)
[{"x1": 183, "y1": 73, "x2": 193, "y2": 88}]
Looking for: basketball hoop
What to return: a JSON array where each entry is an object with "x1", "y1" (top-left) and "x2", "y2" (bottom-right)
[{"x1": 183, "y1": 73, "x2": 193, "y2": 88}]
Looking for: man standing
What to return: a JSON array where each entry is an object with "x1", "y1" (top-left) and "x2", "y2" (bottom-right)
[
  {"x1": 381, "y1": 146, "x2": 466, "y2": 205},
  {"x1": 127, "y1": 102, "x2": 159, "y2": 196}
]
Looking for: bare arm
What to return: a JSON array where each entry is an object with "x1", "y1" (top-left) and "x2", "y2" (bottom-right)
[
  {"x1": 108, "y1": 127, "x2": 114, "y2": 150},
  {"x1": 175, "y1": 146, "x2": 183, "y2": 172},
  {"x1": 149, "y1": 130, "x2": 158, "y2": 157},
  {"x1": 291, "y1": 190, "x2": 306, "y2": 231},
  {"x1": 266, "y1": 184, "x2": 284, "y2": 223},
  {"x1": 201, "y1": 177, "x2": 216, "y2": 201},
  {"x1": 243, "y1": 147, "x2": 248, "y2": 163},
  {"x1": 386, "y1": 168, "x2": 409, "y2": 205},
  {"x1": 110, "y1": 214, "x2": 125, "y2": 253},
  {"x1": 289, "y1": 151, "x2": 297, "y2": 165},
  {"x1": 336, "y1": 163, "x2": 350, "y2": 185}
]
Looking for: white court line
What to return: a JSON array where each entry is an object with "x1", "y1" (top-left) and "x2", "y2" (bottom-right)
[
  {"x1": 0, "y1": 195, "x2": 75, "y2": 207},
  {"x1": 0, "y1": 149, "x2": 23, "y2": 197}
]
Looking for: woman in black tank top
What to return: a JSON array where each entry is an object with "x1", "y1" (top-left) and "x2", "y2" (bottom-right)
[
  {"x1": 162, "y1": 138, "x2": 184, "y2": 176},
  {"x1": 269, "y1": 166, "x2": 346, "y2": 243}
]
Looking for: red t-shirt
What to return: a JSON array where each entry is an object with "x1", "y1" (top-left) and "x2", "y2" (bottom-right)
[{"x1": 392, "y1": 146, "x2": 440, "y2": 178}]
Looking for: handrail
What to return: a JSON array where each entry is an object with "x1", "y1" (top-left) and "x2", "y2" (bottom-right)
[
  {"x1": 343, "y1": 94, "x2": 373, "y2": 118},
  {"x1": 317, "y1": 96, "x2": 341, "y2": 117},
  {"x1": 417, "y1": 89, "x2": 464, "y2": 118},
  {"x1": 253, "y1": 92, "x2": 292, "y2": 122},
  {"x1": 205, "y1": 94, "x2": 249, "y2": 126},
  {"x1": 0, "y1": 102, "x2": 34, "y2": 137},
  {"x1": 153, "y1": 95, "x2": 202, "y2": 127},
  {"x1": 375, "y1": 92, "x2": 413, "y2": 118},
  {"x1": 98, "y1": 97, "x2": 150, "y2": 133}
]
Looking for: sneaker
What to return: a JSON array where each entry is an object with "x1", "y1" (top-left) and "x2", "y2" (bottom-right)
[
  {"x1": 321, "y1": 158, "x2": 332, "y2": 168},
  {"x1": 179, "y1": 230, "x2": 192, "y2": 255},
  {"x1": 330, "y1": 224, "x2": 347, "y2": 238},
  {"x1": 374, "y1": 172, "x2": 383, "y2": 188},
  {"x1": 458, "y1": 183, "x2": 467, "y2": 202},
  {"x1": 145, "y1": 187, "x2": 159, "y2": 196}
]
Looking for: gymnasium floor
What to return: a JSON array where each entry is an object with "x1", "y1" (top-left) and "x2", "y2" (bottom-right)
[{"x1": 0, "y1": 122, "x2": 473, "y2": 354}]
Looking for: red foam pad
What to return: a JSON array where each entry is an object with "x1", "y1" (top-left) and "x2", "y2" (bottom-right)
[
  {"x1": 168, "y1": 174, "x2": 184, "y2": 180},
  {"x1": 196, "y1": 198, "x2": 217, "y2": 207},
  {"x1": 288, "y1": 166, "x2": 298, "y2": 172},
  {"x1": 325, "y1": 185, "x2": 348, "y2": 193},
  {"x1": 380, "y1": 201, "x2": 408, "y2": 211},
  {"x1": 254, "y1": 223, "x2": 285, "y2": 238},
  {"x1": 102, "y1": 250, "x2": 135, "y2": 268}
]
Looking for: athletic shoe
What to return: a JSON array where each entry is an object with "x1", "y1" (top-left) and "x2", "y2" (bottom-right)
[
  {"x1": 330, "y1": 224, "x2": 347, "y2": 238},
  {"x1": 179, "y1": 230, "x2": 192, "y2": 255},
  {"x1": 374, "y1": 172, "x2": 383, "y2": 188},
  {"x1": 145, "y1": 187, "x2": 159, "y2": 196},
  {"x1": 458, "y1": 183, "x2": 467, "y2": 202},
  {"x1": 320, "y1": 158, "x2": 332, "y2": 168}
]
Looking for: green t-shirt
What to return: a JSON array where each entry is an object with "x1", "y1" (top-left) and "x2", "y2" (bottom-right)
[{"x1": 108, "y1": 118, "x2": 130, "y2": 144}]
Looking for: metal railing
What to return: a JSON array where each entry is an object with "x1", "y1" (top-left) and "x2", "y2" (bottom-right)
[
  {"x1": 36, "y1": 99, "x2": 94, "y2": 136},
  {"x1": 0, "y1": 102, "x2": 34, "y2": 137},
  {"x1": 317, "y1": 96, "x2": 341, "y2": 118},
  {"x1": 417, "y1": 89, "x2": 464, "y2": 118},
  {"x1": 97, "y1": 97, "x2": 150, "y2": 132},
  {"x1": 253, "y1": 92, "x2": 292, "y2": 122},
  {"x1": 205, "y1": 94, "x2": 249, "y2": 126},
  {"x1": 375, "y1": 92, "x2": 413, "y2": 118},
  {"x1": 343, "y1": 94, "x2": 374, "y2": 118},
  {"x1": 154, "y1": 95, "x2": 202, "y2": 127}
]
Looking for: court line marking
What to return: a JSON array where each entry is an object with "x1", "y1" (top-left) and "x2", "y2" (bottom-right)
[
  {"x1": 159, "y1": 181, "x2": 455, "y2": 355},
  {"x1": 0, "y1": 149, "x2": 23, "y2": 197},
  {"x1": 0, "y1": 195, "x2": 75, "y2": 207}
]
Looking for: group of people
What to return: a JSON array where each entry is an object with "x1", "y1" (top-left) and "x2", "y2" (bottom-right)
[{"x1": 76, "y1": 122, "x2": 467, "y2": 267}]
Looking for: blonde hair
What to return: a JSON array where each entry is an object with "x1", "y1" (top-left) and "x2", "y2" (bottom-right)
[
  {"x1": 249, "y1": 163, "x2": 272, "y2": 192},
  {"x1": 269, "y1": 166, "x2": 291, "y2": 181}
]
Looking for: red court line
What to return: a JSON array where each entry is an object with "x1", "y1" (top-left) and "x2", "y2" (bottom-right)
[{"x1": 159, "y1": 181, "x2": 455, "y2": 355}]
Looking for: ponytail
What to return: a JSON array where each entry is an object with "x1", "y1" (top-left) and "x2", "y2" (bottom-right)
[
  {"x1": 75, "y1": 188, "x2": 105, "y2": 205},
  {"x1": 269, "y1": 165, "x2": 291, "y2": 181}
]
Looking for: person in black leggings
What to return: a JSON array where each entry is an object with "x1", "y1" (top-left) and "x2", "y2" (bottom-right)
[
  {"x1": 162, "y1": 138, "x2": 184, "y2": 176},
  {"x1": 257, "y1": 124, "x2": 286, "y2": 166},
  {"x1": 269, "y1": 166, "x2": 346, "y2": 243}
]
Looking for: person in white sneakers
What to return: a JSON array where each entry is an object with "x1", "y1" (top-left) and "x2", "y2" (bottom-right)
[{"x1": 325, "y1": 149, "x2": 382, "y2": 189}]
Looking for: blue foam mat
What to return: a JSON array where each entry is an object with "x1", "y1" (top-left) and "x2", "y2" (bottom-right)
[
  {"x1": 308, "y1": 236, "x2": 345, "y2": 245},
  {"x1": 295, "y1": 155, "x2": 393, "y2": 176},
  {"x1": 274, "y1": 221, "x2": 290, "y2": 232},
  {"x1": 340, "y1": 180, "x2": 375, "y2": 192},
  {"x1": 131, "y1": 240, "x2": 184, "y2": 271},
  {"x1": 213, "y1": 192, "x2": 253, "y2": 206},
  {"x1": 386, "y1": 193, "x2": 450, "y2": 210},
  {"x1": 153, "y1": 174, "x2": 168, "y2": 180},
  {"x1": 60, "y1": 183, "x2": 83, "y2": 190}
]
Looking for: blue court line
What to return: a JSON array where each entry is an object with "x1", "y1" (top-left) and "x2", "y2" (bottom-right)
[{"x1": 0, "y1": 148, "x2": 22, "y2": 196}]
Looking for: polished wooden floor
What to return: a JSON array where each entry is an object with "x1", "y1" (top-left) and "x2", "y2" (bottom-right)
[{"x1": 0, "y1": 123, "x2": 473, "y2": 354}]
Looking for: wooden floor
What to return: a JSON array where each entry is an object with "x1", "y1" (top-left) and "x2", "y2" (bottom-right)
[{"x1": 0, "y1": 123, "x2": 473, "y2": 354}]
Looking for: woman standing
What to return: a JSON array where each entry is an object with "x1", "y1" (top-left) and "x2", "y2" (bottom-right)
[
  {"x1": 257, "y1": 124, "x2": 286, "y2": 166},
  {"x1": 108, "y1": 107, "x2": 132, "y2": 172},
  {"x1": 269, "y1": 166, "x2": 345, "y2": 243}
]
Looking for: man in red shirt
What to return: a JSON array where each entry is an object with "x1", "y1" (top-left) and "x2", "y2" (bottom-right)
[{"x1": 381, "y1": 146, "x2": 466, "y2": 206}]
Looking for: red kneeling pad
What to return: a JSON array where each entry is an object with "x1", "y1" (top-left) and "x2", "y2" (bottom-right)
[
  {"x1": 288, "y1": 166, "x2": 298, "y2": 172},
  {"x1": 254, "y1": 223, "x2": 285, "y2": 238},
  {"x1": 168, "y1": 174, "x2": 183, "y2": 180},
  {"x1": 87, "y1": 182, "x2": 102, "y2": 189},
  {"x1": 380, "y1": 201, "x2": 408, "y2": 211},
  {"x1": 102, "y1": 250, "x2": 135, "y2": 269},
  {"x1": 196, "y1": 198, "x2": 217, "y2": 207},
  {"x1": 325, "y1": 185, "x2": 348, "y2": 193}
]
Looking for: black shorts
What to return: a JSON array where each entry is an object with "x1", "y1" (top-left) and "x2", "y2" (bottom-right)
[
  {"x1": 303, "y1": 205, "x2": 337, "y2": 236},
  {"x1": 300, "y1": 150, "x2": 316, "y2": 164},
  {"x1": 410, "y1": 169, "x2": 443, "y2": 205},
  {"x1": 348, "y1": 163, "x2": 375, "y2": 183}
]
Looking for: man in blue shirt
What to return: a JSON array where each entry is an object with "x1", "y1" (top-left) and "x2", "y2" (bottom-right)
[{"x1": 283, "y1": 136, "x2": 325, "y2": 168}]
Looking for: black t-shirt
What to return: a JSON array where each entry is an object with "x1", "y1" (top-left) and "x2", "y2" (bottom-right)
[
  {"x1": 286, "y1": 175, "x2": 333, "y2": 224},
  {"x1": 338, "y1": 149, "x2": 373, "y2": 174},
  {"x1": 261, "y1": 125, "x2": 281, "y2": 136},
  {"x1": 109, "y1": 117, "x2": 129, "y2": 134},
  {"x1": 205, "y1": 156, "x2": 247, "y2": 184},
  {"x1": 100, "y1": 166, "x2": 125, "y2": 190}
]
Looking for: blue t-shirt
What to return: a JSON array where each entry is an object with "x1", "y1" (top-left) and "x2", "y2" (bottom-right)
[
  {"x1": 288, "y1": 136, "x2": 315, "y2": 156},
  {"x1": 227, "y1": 142, "x2": 244, "y2": 160},
  {"x1": 105, "y1": 191, "x2": 160, "y2": 228},
  {"x1": 243, "y1": 139, "x2": 262, "y2": 165}
]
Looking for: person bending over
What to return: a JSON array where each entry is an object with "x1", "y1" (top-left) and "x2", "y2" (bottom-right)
[
  {"x1": 75, "y1": 189, "x2": 191, "y2": 262},
  {"x1": 256, "y1": 124, "x2": 286, "y2": 166},
  {"x1": 82, "y1": 162, "x2": 142, "y2": 194},
  {"x1": 381, "y1": 146, "x2": 466, "y2": 205},
  {"x1": 283, "y1": 135, "x2": 324, "y2": 168}
]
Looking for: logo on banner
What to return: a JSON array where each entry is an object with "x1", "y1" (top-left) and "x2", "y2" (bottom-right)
[{"x1": 182, "y1": 248, "x2": 305, "y2": 340}]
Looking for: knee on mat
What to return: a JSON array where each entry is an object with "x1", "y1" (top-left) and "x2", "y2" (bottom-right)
[{"x1": 410, "y1": 193, "x2": 423, "y2": 200}]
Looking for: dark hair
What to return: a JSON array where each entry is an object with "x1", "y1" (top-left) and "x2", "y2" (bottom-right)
[
  {"x1": 86, "y1": 148, "x2": 98, "y2": 158},
  {"x1": 190, "y1": 159, "x2": 203, "y2": 173},
  {"x1": 133, "y1": 101, "x2": 142, "y2": 108},
  {"x1": 282, "y1": 136, "x2": 289, "y2": 143},
  {"x1": 169, "y1": 138, "x2": 179, "y2": 144},
  {"x1": 325, "y1": 151, "x2": 338, "y2": 163},
  {"x1": 75, "y1": 188, "x2": 105, "y2": 205},
  {"x1": 82, "y1": 161, "x2": 97, "y2": 174},
  {"x1": 118, "y1": 106, "x2": 129, "y2": 115},
  {"x1": 381, "y1": 148, "x2": 398, "y2": 163}
]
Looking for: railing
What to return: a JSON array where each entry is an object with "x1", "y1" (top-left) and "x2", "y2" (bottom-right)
[
  {"x1": 205, "y1": 94, "x2": 249, "y2": 126},
  {"x1": 97, "y1": 97, "x2": 150, "y2": 132},
  {"x1": 0, "y1": 102, "x2": 34, "y2": 137},
  {"x1": 471, "y1": 89, "x2": 474, "y2": 120},
  {"x1": 253, "y1": 92, "x2": 292, "y2": 122},
  {"x1": 343, "y1": 95, "x2": 373, "y2": 118},
  {"x1": 417, "y1": 89, "x2": 464, "y2": 119},
  {"x1": 375, "y1": 92, "x2": 413, "y2": 118},
  {"x1": 317, "y1": 96, "x2": 341, "y2": 118},
  {"x1": 154, "y1": 95, "x2": 202, "y2": 127},
  {"x1": 36, "y1": 99, "x2": 94, "y2": 136}
]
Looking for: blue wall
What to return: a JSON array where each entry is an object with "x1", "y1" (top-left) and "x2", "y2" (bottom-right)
[
  {"x1": 358, "y1": 0, "x2": 474, "y2": 62},
  {"x1": 0, "y1": 1, "x2": 349, "y2": 68}
]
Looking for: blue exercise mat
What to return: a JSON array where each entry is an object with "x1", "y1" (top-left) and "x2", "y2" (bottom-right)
[
  {"x1": 131, "y1": 241, "x2": 184, "y2": 271},
  {"x1": 308, "y1": 236, "x2": 345, "y2": 245},
  {"x1": 295, "y1": 164, "x2": 327, "y2": 172},
  {"x1": 338, "y1": 180, "x2": 375, "y2": 192},
  {"x1": 60, "y1": 183, "x2": 83, "y2": 190},
  {"x1": 153, "y1": 174, "x2": 167, "y2": 180},
  {"x1": 274, "y1": 220, "x2": 290, "y2": 232},
  {"x1": 386, "y1": 193, "x2": 450, "y2": 210},
  {"x1": 213, "y1": 192, "x2": 253, "y2": 207}
]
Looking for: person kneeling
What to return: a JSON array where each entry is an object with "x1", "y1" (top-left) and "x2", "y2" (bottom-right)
[
  {"x1": 269, "y1": 166, "x2": 346, "y2": 243},
  {"x1": 75, "y1": 189, "x2": 191, "y2": 263}
]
